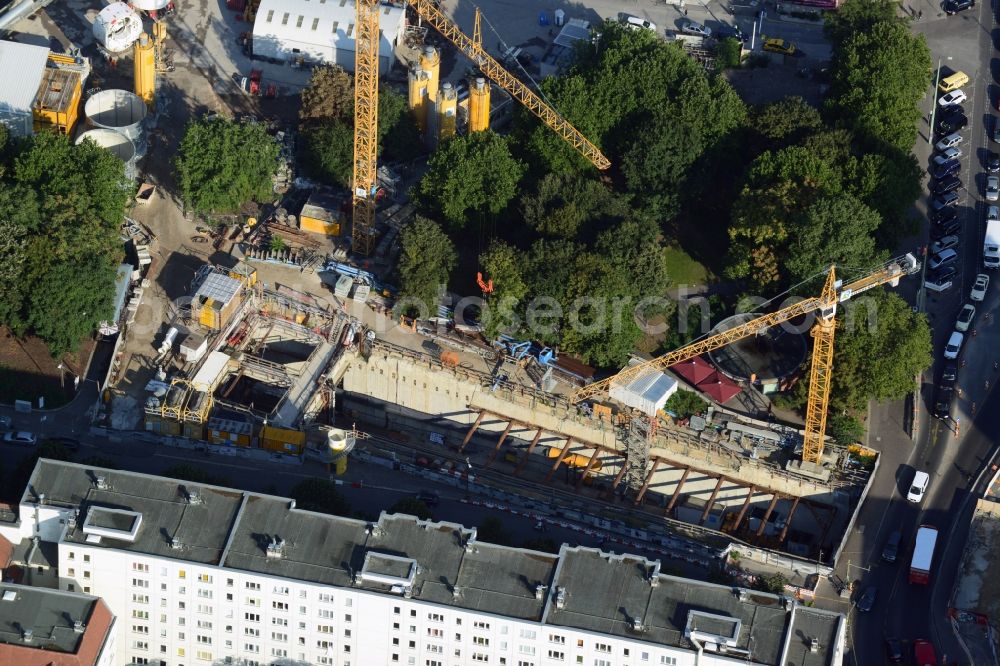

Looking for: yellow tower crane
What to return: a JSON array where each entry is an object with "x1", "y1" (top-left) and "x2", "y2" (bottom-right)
[
  {"x1": 352, "y1": 0, "x2": 611, "y2": 255},
  {"x1": 571, "y1": 254, "x2": 921, "y2": 467}
]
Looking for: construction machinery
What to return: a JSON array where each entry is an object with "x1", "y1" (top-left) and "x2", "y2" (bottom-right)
[
  {"x1": 571, "y1": 254, "x2": 921, "y2": 468},
  {"x1": 352, "y1": 0, "x2": 610, "y2": 255}
]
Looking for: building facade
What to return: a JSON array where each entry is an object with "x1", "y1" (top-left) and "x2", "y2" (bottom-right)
[{"x1": 0, "y1": 460, "x2": 847, "y2": 666}]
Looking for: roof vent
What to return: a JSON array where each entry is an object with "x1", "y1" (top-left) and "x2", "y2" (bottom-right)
[
  {"x1": 95, "y1": 475, "x2": 109, "y2": 490},
  {"x1": 648, "y1": 561, "x2": 661, "y2": 587},
  {"x1": 37, "y1": 493, "x2": 46, "y2": 505},
  {"x1": 186, "y1": 488, "x2": 202, "y2": 505},
  {"x1": 464, "y1": 529, "x2": 477, "y2": 553},
  {"x1": 73, "y1": 620, "x2": 84, "y2": 633},
  {"x1": 22, "y1": 629, "x2": 32, "y2": 642},
  {"x1": 809, "y1": 638, "x2": 820, "y2": 653},
  {"x1": 553, "y1": 587, "x2": 566, "y2": 610},
  {"x1": 170, "y1": 537, "x2": 183, "y2": 550},
  {"x1": 630, "y1": 616, "x2": 644, "y2": 632},
  {"x1": 266, "y1": 537, "x2": 285, "y2": 559},
  {"x1": 403, "y1": 586, "x2": 413, "y2": 599},
  {"x1": 534, "y1": 584, "x2": 547, "y2": 601},
  {"x1": 289, "y1": 499, "x2": 296, "y2": 510},
  {"x1": 452, "y1": 586, "x2": 462, "y2": 599}
]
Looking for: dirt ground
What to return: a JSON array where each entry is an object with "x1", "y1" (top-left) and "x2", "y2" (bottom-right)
[{"x1": 0, "y1": 328, "x2": 92, "y2": 408}]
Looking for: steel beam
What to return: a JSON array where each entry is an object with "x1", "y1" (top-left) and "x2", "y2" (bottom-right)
[
  {"x1": 514, "y1": 430, "x2": 542, "y2": 475},
  {"x1": 666, "y1": 467, "x2": 691, "y2": 512},
  {"x1": 699, "y1": 476, "x2": 725, "y2": 526},
  {"x1": 575, "y1": 447, "x2": 602, "y2": 488},
  {"x1": 459, "y1": 411, "x2": 485, "y2": 452},
  {"x1": 633, "y1": 458, "x2": 662, "y2": 505},
  {"x1": 733, "y1": 486, "x2": 755, "y2": 532},
  {"x1": 544, "y1": 438, "x2": 574, "y2": 481},
  {"x1": 779, "y1": 497, "x2": 800, "y2": 543},
  {"x1": 485, "y1": 421, "x2": 514, "y2": 467},
  {"x1": 757, "y1": 494, "x2": 781, "y2": 537}
]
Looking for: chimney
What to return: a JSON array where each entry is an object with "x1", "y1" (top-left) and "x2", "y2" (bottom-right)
[
  {"x1": 170, "y1": 537, "x2": 183, "y2": 550},
  {"x1": 648, "y1": 561, "x2": 661, "y2": 587},
  {"x1": 553, "y1": 587, "x2": 566, "y2": 610},
  {"x1": 534, "y1": 584, "x2": 546, "y2": 601},
  {"x1": 809, "y1": 638, "x2": 820, "y2": 653},
  {"x1": 22, "y1": 629, "x2": 33, "y2": 642},
  {"x1": 186, "y1": 488, "x2": 202, "y2": 505},
  {"x1": 73, "y1": 620, "x2": 84, "y2": 633},
  {"x1": 266, "y1": 537, "x2": 285, "y2": 559},
  {"x1": 37, "y1": 493, "x2": 46, "y2": 505},
  {"x1": 630, "y1": 616, "x2": 644, "y2": 632},
  {"x1": 289, "y1": 499, "x2": 296, "y2": 510},
  {"x1": 95, "y1": 475, "x2": 109, "y2": 490}
]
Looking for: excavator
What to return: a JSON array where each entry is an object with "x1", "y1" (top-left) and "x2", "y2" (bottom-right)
[{"x1": 351, "y1": 0, "x2": 609, "y2": 256}]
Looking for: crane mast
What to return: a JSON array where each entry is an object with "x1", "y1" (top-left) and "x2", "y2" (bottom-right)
[
  {"x1": 572, "y1": 254, "x2": 919, "y2": 465},
  {"x1": 351, "y1": 0, "x2": 381, "y2": 257}
]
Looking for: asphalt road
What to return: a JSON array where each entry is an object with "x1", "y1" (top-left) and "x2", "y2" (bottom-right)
[{"x1": 841, "y1": 2, "x2": 1000, "y2": 664}]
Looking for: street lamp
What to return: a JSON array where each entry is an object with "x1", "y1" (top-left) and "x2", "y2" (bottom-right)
[{"x1": 928, "y1": 57, "x2": 951, "y2": 146}]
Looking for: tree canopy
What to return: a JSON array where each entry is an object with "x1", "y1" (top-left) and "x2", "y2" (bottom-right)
[
  {"x1": 174, "y1": 116, "x2": 280, "y2": 214},
  {"x1": 299, "y1": 65, "x2": 354, "y2": 126},
  {"x1": 397, "y1": 216, "x2": 456, "y2": 317}
]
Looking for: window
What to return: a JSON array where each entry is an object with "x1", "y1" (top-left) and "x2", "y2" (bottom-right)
[
  {"x1": 428, "y1": 612, "x2": 444, "y2": 622},
  {"x1": 83, "y1": 554, "x2": 90, "y2": 563},
  {"x1": 133, "y1": 640, "x2": 149, "y2": 650},
  {"x1": 520, "y1": 629, "x2": 537, "y2": 640},
  {"x1": 295, "y1": 14, "x2": 303, "y2": 27},
  {"x1": 547, "y1": 651, "x2": 564, "y2": 661},
  {"x1": 197, "y1": 620, "x2": 212, "y2": 630},
  {"x1": 345, "y1": 613, "x2": 352, "y2": 623},
  {"x1": 274, "y1": 585, "x2": 289, "y2": 595},
  {"x1": 344, "y1": 598, "x2": 353, "y2": 607},
  {"x1": 272, "y1": 648, "x2": 288, "y2": 658},
  {"x1": 473, "y1": 637, "x2": 489, "y2": 646},
  {"x1": 265, "y1": 9, "x2": 273, "y2": 22},
  {"x1": 245, "y1": 582, "x2": 260, "y2": 590},
  {"x1": 67, "y1": 584, "x2": 74, "y2": 591},
  {"x1": 245, "y1": 628, "x2": 260, "y2": 637},
  {"x1": 197, "y1": 574, "x2": 211, "y2": 583},
  {"x1": 273, "y1": 601, "x2": 288, "y2": 611},
  {"x1": 319, "y1": 593, "x2": 334, "y2": 603},
  {"x1": 595, "y1": 643, "x2": 611, "y2": 654},
  {"x1": 272, "y1": 617, "x2": 288, "y2": 627},
  {"x1": 197, "y1": 589, "x2": 212, "y2": 599},
  {"x1": 318, "y1": 609, "x2": 335, "y2": 619},
  {"x1": 132, "y1": 594, "x2": 149, "y2": 604},
  {"x1": 133, "y1": 624, "x2": 150, "y2": 634},
  {"x1": 68, "y1": 568, "x2": 75, "y2": 576},
  {"x1": 244, "y1": 613, "x2": 259, "y2": 622},
  {"x1": 244, "y1": 643, "x2": 260, "y2": 653},
  {"x1": 311, "y1": 17, "x2": 319, "y2": 30},
  {"x1": 427, "y1": 628, "x2": 443, "y2": 638},
  {"x1": 247, "y1": 597, "x2": 260, "y2": 607},
  {"x1": 332, "y1": 20, "x2": 339, "y2": 33},
  {"x1": 177, "y1": 647, "x2": 186, "y2": 657},
  {"x1": 474, "y1": 621, "x2": 490, "y2": 630},
  {"x1": 281, "y1": 12, "x2": 289, "y2": 25},
  {"x1": 177, "y1": 570, "x2": 186, "y2": 580},
  {"x1": 197, "y1": 650, "x2": 213, "y2": 661},
  {"x1": 83, "y1": 571, "x2": 91, "y2": 579},
  {"x1": 272, "y1": 632, "x2": 287, "y2": 642},
  {"x1": 132, "y1": 562, "x2": 148, "y2": 572},
  {"x1": 177, "y1": 632, "x2": 185, "y2": 641},
  {"x1": 518, "y1": 645, "x2": 536, "y2": 656},
  {"x1": 226, "y1": 578, "x2": 234, "y2": 587},
  {"x1": 427, "y1": 644, "x2": 443, "y2": 654},
  {"x1": 196, "y1": 635, "x2": 211, "y2": 645},
  {"x1": 68, "y1": 551, "x2": 75, "y2": 560},
  {"x1": 659, "y1": 658, "x2": 677, "y2": 666},
  {"x1": 318, "y1": 625, "x2": 334, "y2": 634},
  {"x1": 472, "y1": 655, "x2": 489, "y2": 663},
  {"x1": 133, "y1": 610, "x2": 149, "y2": 620},
  {"x1": 346, "y1": 22, "x2": 355, "y2": 36},
  {"x1": 594, "y1": 661, "x2": 611, "y2": 666}
]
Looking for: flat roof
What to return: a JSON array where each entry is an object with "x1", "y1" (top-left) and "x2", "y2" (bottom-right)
[
  {"x1": 192, "y1": 272, "x2": 242, "y2": 307},
  {"x1": 0, "y1": 40, "x2": 49, "y2": 117},
  {"x1": 23, "y1": 460, "x2": 844, "y2": 662},
  {"x1": 0, "y1": 583, "x2": 99, "y2": 654}
]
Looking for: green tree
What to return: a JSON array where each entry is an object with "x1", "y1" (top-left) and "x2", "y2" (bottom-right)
[
  {"x1": 27, "y1": 257, "x2": 116, "y2": 356},
  {"x1": 397, "y1": 217, "x2": 457, "y2": 317},
  {"x1": 825, "y1": 21, "x2": 931, "y2": 152},
  {"x1": 174, "y1": 116, "x2": 280, "y2": 214},
  {"x1": 665, "y1": 390, "x2": 708, "y2": 419},
  {"x1": 824, "y1": 0, "x2": 902, "y2": 48},
  {"x1": 378, "y1": 89, "x2": 423, "y2": 163},
  {"x1": 299, "y1": 64, "x2": 354, "y2": 126},
  {"x1": 749, "y1": 96, "x2": 823, "y2": 151},
  {"x1": 753, "y1": 572, "x2": 788, "y2": 594},
  {"x1": 716, "y1": 38, "x2": 743, "y2": 71},
  {"x1": 480, "y1": 241, "x2": 529, "y2": 340},
  {"x1": 387, "y1": 498, "x2": 434, "y2": 520},
  {"x1": 289, "y1": 478, "x2": 351, "y2": 516},
  {"x1": 827, "y1": 413, "x2": 865, "y2": 445},
  {"x1": 417, "y1": 131, "x2": 525, "y2": 229},
  {"x1": 784, "y1": 194, "x2": 882, "y2": 284},
  {"x1": 832, "y1": 290, "x2": 932, "y2": 412},
  {"x1": 521, "y1": 172, "x2": 629, "y2": 240},
  {"x1": 304, "y1": 120, "x2": 354, "y2": 187}
]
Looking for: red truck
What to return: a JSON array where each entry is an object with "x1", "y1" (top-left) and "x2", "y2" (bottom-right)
[
  {"x1": 913, "y1": 639, "x2": 937, "y2": 665},
  {"x1": 909, "y1": 525, "x2": 939, "y2": 585}
]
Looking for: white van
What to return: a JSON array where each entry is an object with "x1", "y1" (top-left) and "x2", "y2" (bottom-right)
[
  {"x1": 907, "y1": 471, "x2": 930, "y2": 503},
  {"x1": 618, "y1": 12, "x2": 657, "y2": 32}
]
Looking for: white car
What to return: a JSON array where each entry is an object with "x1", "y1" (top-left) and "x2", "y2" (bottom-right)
[
  {"x1": 679, "y1": 19, "x2": 712, "y2": 37},
  {"x1": 987, "y1": 176, "x2": 1000, "y2": 202},
  {"x1": 907, "y1": 471, "x2": 930, "y2": 503},
  {"x1": 939, "y1": 89, "x2": 967, "y2": 107},
  {"x1": 618, "y1": 13, "x2": 657, "y2": 32},
  {"x1": 971, "y1": 273, "x2": 990, "y2": 301},
  {"x1": 944, "y1": 331, "x2": 964, "y2": 359},
  {"x1": 936, "y1": 133, "x2": 964, "y2": 151},
  {"x1": 989, "y1": 205, "x2": 1000, "y2": 222},
  {"x1": 3, "y1": 431, "x2": 36, "y2": 446},
  {"x1": 956, "y1": 303, "x2": 976, "y2": 332},
  {"x1": 934, "y1": 147, "x2": 963, "y2": 164}
]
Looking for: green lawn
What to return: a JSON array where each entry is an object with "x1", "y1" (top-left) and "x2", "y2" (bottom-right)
[{"x1": 664, "y1": 246, "x2": 710, "y2": 286}]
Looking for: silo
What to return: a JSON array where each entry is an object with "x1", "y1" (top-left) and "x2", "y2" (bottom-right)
[
  {"x1": 134, "y1": 33, "x2": 156, "y2": 110},
  {"x1": 327, "y1": 428, "x2": 355, "y2": 476},
  {"x1": 436, "y1": 82, "x2": 457, "y2": 142},
  {"x1": 85, "y1": 89, "x2": 148, "y2": 157},
  {"x1": 76, "y1": 129, "x2": 138, "y2": 180},
  {"x1": 468, "y1": 77, "x2": 491, "y2": 133},
  {"x1": 418, "y1": 46, "x2": 440, "y2": 104}
]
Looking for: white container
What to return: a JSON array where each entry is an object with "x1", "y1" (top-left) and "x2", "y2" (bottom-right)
[
  {"x1": 609, "y1": 369, "x2": 677, "y2": 416},
  {"x1": 93, "y1": 3, "x2": 143, "y2": 54}
]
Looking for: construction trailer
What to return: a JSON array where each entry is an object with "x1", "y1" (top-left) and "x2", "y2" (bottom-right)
[
  {"x1": 299, "y1": 190, "x2": 345, "y2": 236},
  {"x1": 192, "y1": 272, "x2": 245, "y2": 331}
]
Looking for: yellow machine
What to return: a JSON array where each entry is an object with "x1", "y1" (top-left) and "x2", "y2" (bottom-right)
[
  {"x1": 352, "y1": 0, "x2": 610, "y2": 255},
  {"x1": 407, "y1": 46, "x2": 440, "y2": 133},
  {"x1": 33, "y1": 67, "x2": 82, "y2": 135},
  {"x1": 468, "y1": 76, "x2": 491, "y2": 133},
  {"x1": 436, "y1": 81, "x2": 458, "y2": 141},
  {"x1": 571, "y1": 255, "x2": 921, "y2": 466},
  {"x1": 545, "y1": 446, "x2": 603, "y2": 472},
  {"x1": 134, "y1": 32, "x2": 156, "y2": 109}
]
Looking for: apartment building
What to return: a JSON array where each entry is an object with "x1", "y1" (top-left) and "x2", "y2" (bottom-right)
[
  {"x1": 0, "y1": 460, "x2": 846, "y2": 666},
  {"x1": 0, "y1": 581, "x2": 117, "y2": 665}
]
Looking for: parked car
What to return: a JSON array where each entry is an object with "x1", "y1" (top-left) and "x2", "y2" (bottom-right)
[
  {"x1": 933, "y1": 146, "x2": 963, "y2": 165},
  {"x1": 931, "y1": 191, "x2": 961, "y2": 210},
  {"x1": 679, "y1": 19, "x2": 711, "y2": 37},
  {"x1": 987, "y1": 175, "x2": 1000, "y2": 201},
  {"x1": 762, "y1": 37, "x2": 796, "y2": 54},
  {"x1": 716, "y1": 24, "x2": 747, "y2": 42},
  {"x1": 956, "y1": 303, "x2": 976, "y2": 331},
  {"x1": 908, "y1": 470, "x2": 931, "y2": 501},
  {"x1": 415, "y1": 490, "x2": 440, "y2": 507},
  {"x1": 944, "y1": 331, "x2": 964, "y2": 360},
  {"x1": 924, "y1": 274, "x2": 954, "y2": 292},
  {"x1": 989, "y1": 205, "x2": 1000, "y2": 222},
  {"x1": 937, "y1": 112, "x2": 968, "y2": 134},
  {"x1": 931, "y1": 205, "x2": 958, "y2": 223},
  {"x1": 932, "y1": 265, "x2": 959, "y2": 283},
  {"x1": 931, "y1": 234, "x2": 960, "y2": 254},
  {"x1": 929, "y1": 248, "x2": 959, "y2": 270},
  {"x1": 936, "y1": 132, "x2": 964, "y2": 151},
  {"x1": 934, "y1": 386, "x2": 954, "y2": 418},
  {"x1": 971, "y1": 273, "x2": 990, "y2": 301},
  {"x1": 939, "y1": 89, "x2": 967, "y2": 107},
  {"x1": 945, "y1": 0, "x2": 975, "y2": 14},
  {"x1": 932, "y1": 175, "x2": 962, "y2": 195},
  {"x1": 618, "y1": 12, "x2": 657, "y2": 32},
  {"x1": 931, "y1": 219, "x2": 961, "y2": 240},
  {"x1": 855, "y1": 586, "x2": 877, "y2": 613},
  {"x1": 932, "y1": 159, "x2": 961, "y2": 180},
  {"x1": 993, "y1": 118, "x2": 1000, "y2": 143},
  {"x1": 943, "y1": 362, "x2": 958, "y2": 382},
  {"x1": 3, "y1": 431, "x2": 36, "y2": 446},
  {"x1": 939, "y1": 70, "x2": 970, "y2": 92},
  {"x1": 987, "y1": 151, "x2": 1000, "y2": 173}
]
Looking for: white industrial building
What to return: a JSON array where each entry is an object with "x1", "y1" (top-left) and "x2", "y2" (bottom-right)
[
  {"x1": 0, "y1": 460, "x2": 847, "y2": 666},
  {"x1": 251, "y1": 0, "x2": 405, "y2": 72},
  {"x1": 0, "y1": 40, "x2": 51, "y2": 137}
]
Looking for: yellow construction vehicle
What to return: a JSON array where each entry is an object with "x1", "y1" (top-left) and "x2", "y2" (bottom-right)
[
  {"x1": 571, "y1": 254, "x2": 921, "y2": 467},
  {"x1": 352, "y1": 0, "x2": 610, "y2": 255}
]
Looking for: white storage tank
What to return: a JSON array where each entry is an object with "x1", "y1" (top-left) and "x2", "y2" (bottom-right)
[
  {"x1": 76, "y1": 129, "x2": 137, "y2": 180},
  {"x1": 130, "y1": 0, "x2": 170, "y2": 10},
  {"x1": 93, "y1": 2, "x2": 143, "y2": 54},
  {"x1": 85, "y1": 89, "x2": 148, "y2": 156}
]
